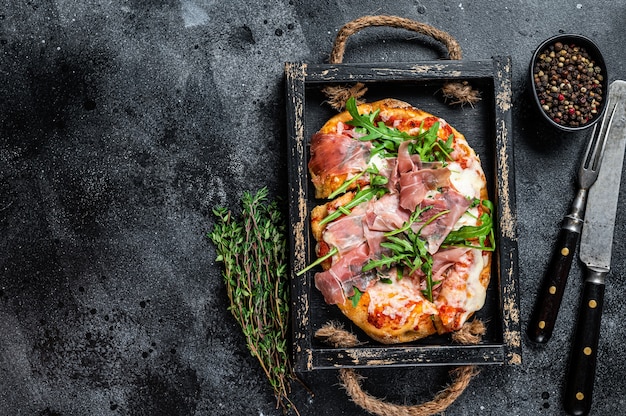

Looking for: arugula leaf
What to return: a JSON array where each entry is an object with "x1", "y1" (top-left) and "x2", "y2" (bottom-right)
[
  {"x1": 319, "y1": 186, "x2": 386, "y2": 226},
  {"x1": 327, "y1": 170, "x2": 366, "y2": 200},
  {"x1": 362, "y1": 252, "x2": 406, "y2": 272},
  {"x1": 386, "y1": 205, "x2": 432, "y2": 236},
  {"x1": 364, "y1": 226, "x2": 429, "y2": 275},
  {"x1": 296, "y1": 246, "x2": 338, "y2": 277},
  {"x1": 344, "y1": 97, "x2": 453, "y2": 163},
  {"x1": 327, "y1": 165, "x2": 388, "y2": 200},
  {"x1": 345, "y1": 98, "x2": 411, "y2": 148},
  {"x1": 349, "y1": 287, "x2": 363, "y2": 307},
  {"x1": 442, "y1": 199, "x2": 496, "y2": 251},
  {"x1": 420, "y1": 256, "x2": 436, "y2": 302}
]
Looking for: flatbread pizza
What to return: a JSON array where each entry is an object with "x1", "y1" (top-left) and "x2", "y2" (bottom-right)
[{"x1": 304, "y1": 98, "x2": 494, "y2": 344}]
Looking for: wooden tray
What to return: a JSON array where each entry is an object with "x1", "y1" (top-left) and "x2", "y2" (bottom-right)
[{"x1": 285, "y1": 58, "x2": 521, "y2": 372}]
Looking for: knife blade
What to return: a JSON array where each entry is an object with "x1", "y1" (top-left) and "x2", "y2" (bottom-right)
[{"x1": 564, "y1": 80, "x2": 626, "y2": 416}]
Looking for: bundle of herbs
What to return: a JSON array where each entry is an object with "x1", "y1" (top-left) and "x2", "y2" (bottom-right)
[{"x1": 209, "y1": 187, "x2": 298, "y2": 414}]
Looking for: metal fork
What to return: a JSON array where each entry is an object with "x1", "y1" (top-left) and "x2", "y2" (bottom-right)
[{"x1": 527, "y1": 102, "x2": 619, "y2": 344}]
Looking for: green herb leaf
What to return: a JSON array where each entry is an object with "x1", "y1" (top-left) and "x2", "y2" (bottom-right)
[
  {"x1": 327, "y1": 170, "x2": 366, "y2": 200},
  {"x1": 209, "y1": 187, "x2": 297, "y2": 413},
  {"x1": 319, "y1": 186, "x2": 386, "y2": 227},
  {"x1": 345, "y1": 97, "x2": 411, "y2": 150},
  {"x1": 442, "y1": 199, "x2": 496, "y2": 251},
  {"x1": 296, "y1": 246, "x2": 338, "y2": 276},
  {"x1": 349, "y1": 286, "x2": 363, "y2": 307},
  {"x1": 344, "y1": 97, "x2": 454, "y2": 164}
]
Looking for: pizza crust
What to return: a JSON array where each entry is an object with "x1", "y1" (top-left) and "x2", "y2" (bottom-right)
[{"x1": 337, "y1": 291, "x2": 438, "y2": 344}]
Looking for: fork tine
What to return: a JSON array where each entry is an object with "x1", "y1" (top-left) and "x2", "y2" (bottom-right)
[
  {"x1": 582, "y1": 102, "x2": 619, "y2": 175},
  {"x1": 582, "y1": 123, "x2": 599, "y2": 170}
]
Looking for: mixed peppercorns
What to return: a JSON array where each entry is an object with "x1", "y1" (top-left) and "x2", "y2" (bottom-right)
[{"x1": 533, "y1": 40, "x2": 604, "y2": 128}]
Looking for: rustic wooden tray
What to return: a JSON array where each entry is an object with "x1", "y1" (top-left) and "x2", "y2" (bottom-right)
[{"x1": 285, "y1": 58, "x2": 520, "y2": 372}]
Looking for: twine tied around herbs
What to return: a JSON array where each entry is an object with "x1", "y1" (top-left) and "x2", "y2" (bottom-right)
[
  {"x1": 315, "y1": 320, "x2": 486, "y2": 416},
  {"x1": 322, "y1": 15, "x2": 481, "y2": 110}
]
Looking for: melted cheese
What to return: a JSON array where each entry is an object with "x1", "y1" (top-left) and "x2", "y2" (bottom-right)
[
  {"x1": 435, "y1": 248, "x2": 486, "y2": 328},
  {"x1": 365, "y1": 249, "x2": 486, "y2": 331},
  {"x1": 367, "y1": 269, "x2": 438, "y2": 326},
  {"x1": 455, "y1": 206, "x2": 480, "y2": 230},
  {"x1": 448, "y1": 159, "x2": 484, "y2": 200},
  {"x1": 463, "y1": 249, "x2": 488, "y2": 312},
  {"x1": 447, "y1": 158, "x2": 485, "y2": 229},
  {"x1": 368, "y1": 153, "x2": 388, "y2": 172}
]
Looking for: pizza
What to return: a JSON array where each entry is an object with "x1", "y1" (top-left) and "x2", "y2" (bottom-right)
[{"x1": 305, "y1": 97, "x2": 494, "y2": 344}]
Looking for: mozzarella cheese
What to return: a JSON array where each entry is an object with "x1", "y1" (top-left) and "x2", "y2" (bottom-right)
[
  {"x1": 365, "y1": 249, "x2": 486, "y2": 331},
  {"x1": 448, "y1": 159, "x2": 484, "y2": 200},
  {"x1": 366, "y1": 269, "x2": 438, "y2": 327},
  {"x1": 435, "y1": 248, "x2": 486, "y2": 326}
]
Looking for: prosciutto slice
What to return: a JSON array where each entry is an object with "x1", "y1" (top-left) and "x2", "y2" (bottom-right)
[
  {"x1": 386, "y1": 140, "x2": 451, "y2": 211},
  {"x1": 387, "y1": 141, "x2": 421, "y2": 192},
  {"x1": 363, "y1": 225, "x2": 388, "y2": 262},
  {"x1": 414, "y1": 190, "x2": 471, "y2": 254},
  {"x1": 314, "y1": 243, "x2": 374, "y2": 305},
  {"x1": 364, "y1": 193, "x2": 411, "y2": 232},
  {"x1": 396, "y1": 140, "x2": 422, "y2": 174},
  {"x1": 308, "y1": 132, "x2": 372, "y2": 189},
  {"x1": 399, "y1": 168, "x2": 451, "y2": 211},
  {"x1": 323, "y1": 203, "x2": 368, "y2": 255},
  {"x1": 432, "y1": 247, "x2": 471, "y2": 282}
]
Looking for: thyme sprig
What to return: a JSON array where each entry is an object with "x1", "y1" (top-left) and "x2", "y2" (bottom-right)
[{"x1": 209, "y1": 188, "x2": 298, "y2": 415}]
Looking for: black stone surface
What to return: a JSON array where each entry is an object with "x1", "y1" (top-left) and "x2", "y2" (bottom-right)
[{"x1": 2, "y1": 1, "x2": 626, "y2": 415}]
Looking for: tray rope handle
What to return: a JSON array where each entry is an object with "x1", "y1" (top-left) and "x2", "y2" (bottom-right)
[
  {"x1": 322, "y1": 15, "x2": 481, "y2": 110},
  {"x1": 315, "y1": 320, "x2": 485, "y2": 416}
]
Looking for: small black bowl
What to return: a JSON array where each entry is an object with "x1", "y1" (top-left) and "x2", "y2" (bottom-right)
[{"x1": 529, "y1": 34, "x2": 608, "y2": 132}]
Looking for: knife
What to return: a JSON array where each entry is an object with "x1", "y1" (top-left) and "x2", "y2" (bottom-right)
[
  {"x1": 527, "y1": 90, "x2": 618, "y2": 344},
  {"x1": 563, "y1": 80, "x2": 626, "y2": 416}
]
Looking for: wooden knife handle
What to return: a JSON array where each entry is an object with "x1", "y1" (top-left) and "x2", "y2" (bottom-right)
[
  {"x1": 527, "y1": 227, "x2": 579, "y2": 344},
  {"x1": 564, "y1": 276, "x2": 605, "y2": 416}
]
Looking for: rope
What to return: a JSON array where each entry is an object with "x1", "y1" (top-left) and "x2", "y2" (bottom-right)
[
  {"x1": 322, "y1": 15, "x2": 481, "y2": 110},
  {"x1": 315, "y1": 320, "x2": 485, "y2": 416},
  {"x1": 328, "y1": 15, "x2": 463, "y2": 64}
]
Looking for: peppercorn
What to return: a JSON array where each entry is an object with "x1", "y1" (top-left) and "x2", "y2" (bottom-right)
[{"x1": 533, "y1": 41, "x2": 604, "y2": 128}]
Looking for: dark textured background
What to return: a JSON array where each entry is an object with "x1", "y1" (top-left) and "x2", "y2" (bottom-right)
[{"x1": 2, "y1": 1, "x2": 626, "y2": 415}]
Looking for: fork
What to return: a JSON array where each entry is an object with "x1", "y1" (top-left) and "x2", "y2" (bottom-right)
[{"x1": 527, "y1": 102, "x2": 619, "y2": 344}]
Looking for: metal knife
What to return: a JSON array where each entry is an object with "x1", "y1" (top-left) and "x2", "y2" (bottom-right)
[{"x1": 564, "y1": 80, "x2": 626, "y2": 416}]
